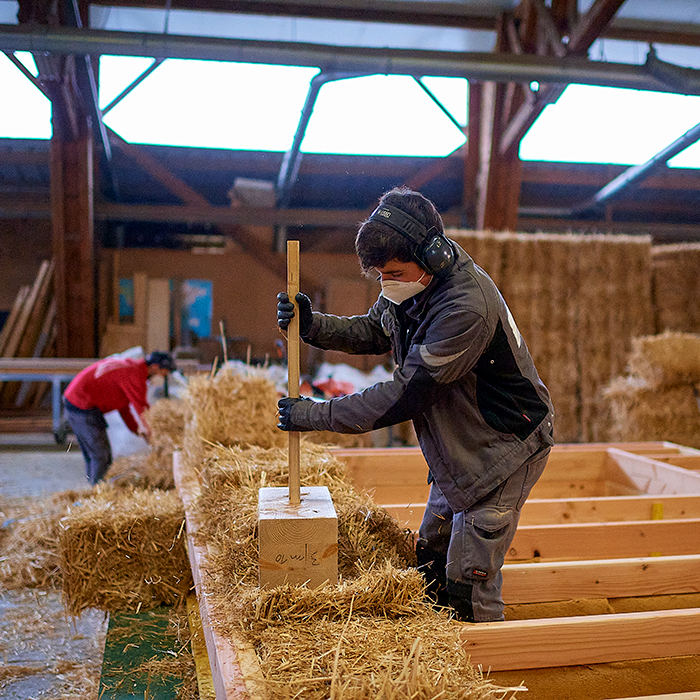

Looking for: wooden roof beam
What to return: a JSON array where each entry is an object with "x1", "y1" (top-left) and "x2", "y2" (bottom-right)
[{"x1": 499, "y1": 0, "x2": 627, "y2": 156}]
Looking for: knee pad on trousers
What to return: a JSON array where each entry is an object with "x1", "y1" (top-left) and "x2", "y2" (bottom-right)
[{"x1": 416, "y1": 541, "x2": 449, "y2": 608}]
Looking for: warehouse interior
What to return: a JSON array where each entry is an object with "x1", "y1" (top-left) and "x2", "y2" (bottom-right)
[{"x1": 1, "y1": 0, "x2": 700, "y2": 698}]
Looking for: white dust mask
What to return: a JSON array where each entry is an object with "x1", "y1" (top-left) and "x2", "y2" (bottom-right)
[{"x1": 381, "y1": 272, "x2": 429, "y2": 305}]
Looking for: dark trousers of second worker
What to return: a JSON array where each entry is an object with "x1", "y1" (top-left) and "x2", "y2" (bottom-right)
[{"x1": 63, "y1": 399, "x2": 113, "y2": 485}]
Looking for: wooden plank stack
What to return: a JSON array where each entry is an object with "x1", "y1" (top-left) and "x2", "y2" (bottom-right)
[{"x1": 0, "y1": 259, "x2": 58, "y2": 408}]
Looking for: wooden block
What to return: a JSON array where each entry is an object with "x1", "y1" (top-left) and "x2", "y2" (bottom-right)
[
  {"x1": 502, "y1": 554, "x2": 700, "y2": 604},
  {"x1": 258, "y1": 486, "x2": 338, "y2": 589},
  {"x1": 460, "y1": 607, "x2": 700, "y2": 671}
]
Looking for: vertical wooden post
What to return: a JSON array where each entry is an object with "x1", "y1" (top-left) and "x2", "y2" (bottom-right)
[
  {"x1": 287, "y1": 240, "x2": 301, "y2": 506},
  {"x1": 51, "y1": 126, "x2": 97, "y2": 357}
]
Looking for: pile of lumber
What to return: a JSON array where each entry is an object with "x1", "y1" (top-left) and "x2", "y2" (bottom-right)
[{"x1": 0, "y1": 259, "x2": 57, "y2": 408}]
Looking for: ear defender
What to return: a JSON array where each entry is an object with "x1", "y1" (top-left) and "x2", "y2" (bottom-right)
[{"x1": 368, "y1": 204, "x2": 456, "y2": 277}]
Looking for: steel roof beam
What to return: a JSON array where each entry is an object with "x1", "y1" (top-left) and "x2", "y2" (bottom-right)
[
  {"x1": 2, "y1": 24, "x2": 699, "y2": 94},
  {"x1": 85, "y1": 0, "x2": 700, "y2": 48}
]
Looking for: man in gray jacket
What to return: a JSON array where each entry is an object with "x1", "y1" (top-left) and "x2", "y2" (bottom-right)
[{"x1": 276, "y1": 186, "x2": 554, "y2": 622}]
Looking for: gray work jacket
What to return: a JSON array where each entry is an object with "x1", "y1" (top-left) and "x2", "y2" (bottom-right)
[{"x1": 290, "y1": 244, "x2": 555, "y2": 513}]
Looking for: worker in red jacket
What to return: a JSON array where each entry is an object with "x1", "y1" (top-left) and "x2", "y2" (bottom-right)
[{"x1": 63, "y1": 351, "x2": 176, "y2": 485}]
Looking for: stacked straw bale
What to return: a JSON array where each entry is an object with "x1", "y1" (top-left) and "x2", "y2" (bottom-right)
[
  {"x1": 605, "y1": 331, "x2": 700, "y2": 449},
  {"x1": 651, "y1": 243, "x2": 700, "y2": 334},
  {"x1": 0, "y1": 489, "x2": 89, "y2": 590},
  {"x1": 59, "y1": 485, "x2": 191, "y2": 615},
  {"x1": 448, "y1": 230, "x2": 653, "y2": 442},
  {"x1": 143, "y1": 397, "x2": 187, "y2": 451},
  {"x1": 184, "y1": 366, "x2": 285, "y2": 451},
  {"x1": 105, "y1": 448, "x2": 177, "y2": 490}
]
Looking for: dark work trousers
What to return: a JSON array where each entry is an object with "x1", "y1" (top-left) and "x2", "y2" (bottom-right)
[
  {"x1": 64, "y1": 399, "x2": 113, "y2": 486},
  {"x1": 417, "y1": 446, "x2": 550, "y2": 622}
]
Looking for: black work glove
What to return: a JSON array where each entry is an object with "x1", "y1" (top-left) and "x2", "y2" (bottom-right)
[
  {"x1": 277, "y1": 292, "x2": 313, "y2": 336},
  {"x1": 277, "y1": 396, "x2": 314, "y2": 432}
]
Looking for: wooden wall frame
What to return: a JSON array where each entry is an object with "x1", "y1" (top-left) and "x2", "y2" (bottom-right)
[{"x1": 175, "y1": 441, "x2": 700, "y2": 696}]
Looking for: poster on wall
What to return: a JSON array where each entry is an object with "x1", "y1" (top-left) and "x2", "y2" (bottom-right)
[
  {"x1": 118, "y1": 278, "x2": 135, "y2": 322},
  {"x1": 181, "y1": 279, "x2": 213, "y2": 342}
]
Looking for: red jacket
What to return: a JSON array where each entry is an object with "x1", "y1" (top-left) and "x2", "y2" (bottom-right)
[{"x1": 64, "y1": 357, "x2": 150, "y2": 434}]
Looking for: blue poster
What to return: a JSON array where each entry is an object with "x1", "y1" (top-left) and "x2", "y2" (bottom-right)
[
  {"x1": 181, "y1": 279, "x2": 213, "y2": 339},
  {"x1": 118, "y1": 278, "x2": 134, "y2": 321}
]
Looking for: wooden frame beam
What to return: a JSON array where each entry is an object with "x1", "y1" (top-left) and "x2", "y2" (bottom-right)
[
  {"x1": 460, "y1": 607, "x2": 700, "y2": 671},
  {"x1": 509, "y1": 518, "x2": 700, "y2": 561},
  {"x1": 173, "y1": 451, "x2": 264, "y2": 700},
  {"x1": 499, "y1": 0, "x2": 627, "y2": 155},
  {"x1": 502, "y1": 554, "x2": 700, "y2": 603}
]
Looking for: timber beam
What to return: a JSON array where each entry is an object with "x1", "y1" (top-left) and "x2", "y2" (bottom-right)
[{"x1": 473, "y1": 0, "x2": 627, "y2": 232}]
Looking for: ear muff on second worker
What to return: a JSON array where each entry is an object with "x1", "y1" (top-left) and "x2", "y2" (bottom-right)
[{"x1": 369, "y1": 204, "x2": 455, "y2": 277}]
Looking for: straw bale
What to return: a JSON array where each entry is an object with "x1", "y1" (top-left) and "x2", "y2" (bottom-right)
[
  {"x1": 627, "y1": 331, "x2": 700, "y2": 388},
  {"x1": 229, "y1": 565, "x2": 521, "y2": 700},
  {"x1": 59, "y1": 485, "x2": 192, "y2": 615},
  {"x1": 194, "y1": 441, "x2": 415, "y2": 589},
  {"x1": 143, "y1": 397, "x2": 187, "y2": 450},
  {"x1": 652, "y1": 243, "x2": 700, "y2": 334},
  {"x1": 105, "y1": 447, "x2": 176, "y2": 490},
  {"x1": 184, "y1": 366, "x2": 284, "y2": 450},
  {"x1": 604, "y1": 376, "x2": 700, "y2": 449},
  {"x1": 0, "y1": 489, "x2": 89, "y2": 590}
]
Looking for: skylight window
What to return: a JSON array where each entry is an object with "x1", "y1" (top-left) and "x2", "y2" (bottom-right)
[
  {"x1": 520, "y1": 84, "x2": 700, "y2": 168},
  {"x1": 0, "y1": 52, "x2": 51, "y2": 139},
  {"x1": 98, "y1": 57, "x2": 467, "y2": 156},
  {"x1": 300, "y1": 74, "x2": 467, "y2": 157},
  {"x1": 101, "y1": 58, "x2": 320, "y2": 151}
]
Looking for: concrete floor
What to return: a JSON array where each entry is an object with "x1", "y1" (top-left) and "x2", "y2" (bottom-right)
[{"x1": 0, "y1": 418, "x2": 145, "y2": 700}]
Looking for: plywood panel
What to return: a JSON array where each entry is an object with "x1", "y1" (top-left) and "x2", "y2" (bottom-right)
[{"x1": 146, "y1": 278, "x2": 170, "y2": 353}]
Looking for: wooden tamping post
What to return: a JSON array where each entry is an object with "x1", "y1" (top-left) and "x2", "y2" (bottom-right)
[
  {"x1": 287, "y1": 240, "x2": 301, "y2": 506},
  {"x1": 257, "y1": 239, "x2": 338, "y2": 589}
]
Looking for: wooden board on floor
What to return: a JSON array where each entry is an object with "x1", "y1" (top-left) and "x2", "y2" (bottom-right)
[
  {"x1": 384, "y1": 492, "x2": 700, "y2": 531},
  {"x1": 508, "y1": 518, "x2": 700, "y2": 561}
]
